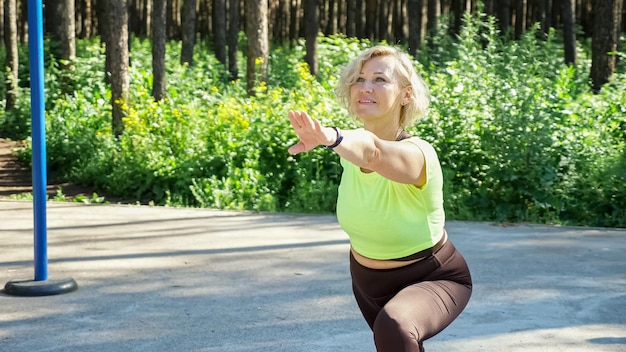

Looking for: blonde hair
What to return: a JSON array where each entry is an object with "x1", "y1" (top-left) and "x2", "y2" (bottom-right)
[{"x1": 335, "y1": 45, "x2": 430, "y2": 128}]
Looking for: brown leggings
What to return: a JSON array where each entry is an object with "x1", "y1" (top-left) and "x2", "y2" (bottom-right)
[{"x1": 350, "y1": 238, "x2": 472, "y2": 352}]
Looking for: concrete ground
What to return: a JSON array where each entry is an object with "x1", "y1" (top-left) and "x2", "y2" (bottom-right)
[{"x1": 1, "y1": 200, "x2": 625, "y2": 352}]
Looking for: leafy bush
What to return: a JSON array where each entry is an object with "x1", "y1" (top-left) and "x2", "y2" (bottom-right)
[
  {"x1": 416, "y1": 12, "x2": 625, "y2": 226},
  {"x1": 1, "y1": 13, "x2": 624, "y2": 227}
]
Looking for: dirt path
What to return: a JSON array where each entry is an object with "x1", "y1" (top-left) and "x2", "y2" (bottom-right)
[
  {"x1": 0, "y1": 138, "x2": 112, "y2": 201},
  {"x1": 0, "y1": 138, "x2": 33, "y2": 197}
]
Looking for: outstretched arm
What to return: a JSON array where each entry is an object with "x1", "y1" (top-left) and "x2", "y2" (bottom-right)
[{"x1": 287, "y1": 111, "x2": 427, "y2": 186}]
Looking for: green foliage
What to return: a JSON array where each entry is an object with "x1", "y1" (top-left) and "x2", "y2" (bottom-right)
[
  {"x1": 1, "y1": 14, "x2": 624, "y2": 227},
  {"x1": 416, "y1": 12, "x2": 626, "y2": 226}
]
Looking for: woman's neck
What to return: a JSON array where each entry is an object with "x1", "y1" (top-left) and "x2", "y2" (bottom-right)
[{"x1": 365, "y1": 122, "x2": 403, "y2": 141}]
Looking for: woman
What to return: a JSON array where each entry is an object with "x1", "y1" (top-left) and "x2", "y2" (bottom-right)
[{"x1": 288, "y1": 45, "x2": 472, "y2": 352}]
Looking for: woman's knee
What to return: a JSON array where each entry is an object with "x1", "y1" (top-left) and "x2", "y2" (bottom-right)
[{"x1": 373, "y1": 307, "x2": 423, "y2": 352}]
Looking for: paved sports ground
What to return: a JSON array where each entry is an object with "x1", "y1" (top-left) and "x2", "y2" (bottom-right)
[{"x1": 1, "y1": 201, "x2": 625, "y2": 351}]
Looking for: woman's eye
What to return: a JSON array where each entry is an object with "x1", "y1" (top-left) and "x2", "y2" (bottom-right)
[
  {"x1": 375, "y1": 77, "x2": 387, "y2": 82},
  {"x1": 355, "y1": 77, "x2": 365, "y2": 83}
]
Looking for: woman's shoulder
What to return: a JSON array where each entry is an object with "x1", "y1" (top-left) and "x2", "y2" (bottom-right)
[
  {"x1": 400, "y1": 135, "x2": 427, "y2": 145},
  {"x1": 400, "y1": 133, "x2": 433, "y2": 144},
  {"x1": 401, "y1": 136, "x2": 439, "y2": 157}
]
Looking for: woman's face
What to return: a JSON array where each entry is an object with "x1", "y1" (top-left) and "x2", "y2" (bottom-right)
[{"x1": 350, "y1": 56, "x2": 405, "y2": 124}]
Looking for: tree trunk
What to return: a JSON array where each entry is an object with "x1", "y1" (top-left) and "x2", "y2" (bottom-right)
[
  {"x1": 166, "y1": 0, "x2": 181, "y2": 40},
  {"x1": 392, "y1": 0, "x2": 405, "y2": 43},
  {"x1": 562, "y1": 0, "x2": 576, "y2": 65},
  {"x1": 346, "y1": 0, "x2": 356, "y2": 37},
  {"x1": 289, "y1": 0, "x2": 300, "y2": 44},
  {"x1": 365, "y1": 0, "x2": 376, "y2": 39},
  {"x1": 544, "y1": 0, "x2": 553, "y2": 35},
  {"x1": 213, "y1": 0, "x2": 227, "y2": 65},
  {"x1": 578, "y1": 0, "x2": 594, "y2": 35},
  {"x1": 3, "y1": 0, "x2": 18, "y2": 111},
  {"x1": 427, "y1": 0, "x2": 439, "y2": 47},
  {"x1": 514, "y1": 0, "x2": 527, "y2": 39},
  {"x1": 450, "y1": 0, "x2": 466, "y2": 36},
  {"x1": 77, "y1": 0, "x2": 93, "y2": 38},
  {"x1": 18, "y1": 0, "x2": 26, "y2": 43},
  {"x1": 152, "y1": 0, "x2": 166, "y2": 101},
  {"x1": 499, "y1": 0, "x2": 511, "y2": 34},
  {"x1": 543, "y1": 0, "x2": 554, "y2": 37},
  {"x1": 355, "y1": 0, "x2": 364, "y2": 37},
  {"x1": 0, "y1": 3, "x2": 4, "y2": 40},
  {"x1": 44, "y1": 0, "x2": 62, "y2": 57},
  {"x1": 408, "y1": 0, "x2": 423, "y2": 57},
  {"x1": 274, "y1": 0, "x2": 289, "y2": 44},
  {"x1": 55, "y1": 0, "x2": 77, "y2": 94},
  {"x1": 304, "y1": 0, "x2": 318, "y2": 76},
  {"x1": 245, "y1": 0, "x2": 269, "y2": 96},
  {"x1": 378, "y1": 0, "x2": 389, "y2": 42},
  {"x1": 325, "y1": 0, "x2": 336, "y2": 34},
  {"x1": 536, "y1": 0, "x2": 551, "y2": 37},
  {"x1": 100, "y1": 0, "x2": 112, "y2": 84},
  {"x1": 336, "y1": 0, "x2": 343, "y2": 36},
  {"x1": 143, "y1": 0, "x2": 152, "y2": 38},
  {"x1": 590, "y1": 0, "x2": 623, "y2": 91},
  {"x1": 108, "y1": 0, "x2": 130, "y2": 137},
  {"x1": 227, "y1": 0, "x2": 239, "y2": 80},
  {"x1": 483, "y1": 0, "x2": 494, "y2": 17},
  {"x1": 59, "y1": 0, "x2": 76, "y2": 61},
  {"x1": 59, "y1": 0, "x2": 76, "y2": 64},
  {"x1": 181, "y1": 0, "x2": 196, "y2": 66}
]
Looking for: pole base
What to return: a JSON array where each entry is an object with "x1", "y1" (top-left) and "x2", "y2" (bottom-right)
[{"x1": 4, "y1": 278, "x2": 78, "y2": 296}]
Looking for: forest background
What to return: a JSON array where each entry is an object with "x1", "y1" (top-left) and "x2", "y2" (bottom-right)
[{"x1": 0, "y1": 0, "x2": 625, "y2": 228}]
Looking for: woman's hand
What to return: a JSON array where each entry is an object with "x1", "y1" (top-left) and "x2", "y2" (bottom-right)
[{"x1": 288, "y1": 111, "x2": 333, "y2": 154}]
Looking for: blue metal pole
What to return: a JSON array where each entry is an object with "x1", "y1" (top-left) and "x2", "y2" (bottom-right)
[
  {"x1": 3, "y1": 0, "x2": 77, "y2": 296},
  {"x1": 28, "y1": 0, "x2": 48, "y2": 281}
]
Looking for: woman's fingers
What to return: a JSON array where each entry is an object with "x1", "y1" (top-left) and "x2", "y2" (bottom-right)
[
  {"x1": 288, "y1": 111, "x2": 324, "y2": 154},
  {"x1": 289, "y1": 111, "x2": 314, "y2": 130},
  {"x1": 289, "y1": 110, "x2": 304, "y2": 128},
  {"x1": 288, "y1": 141, "x2": 305, "y2": 155},
  {"x1": 288, "y1": 110, "x2": 300, "y2": 128}
]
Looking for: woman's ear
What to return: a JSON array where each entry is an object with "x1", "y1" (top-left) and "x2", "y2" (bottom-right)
[{"x1": 402, "y1": 86, "x2": 413, "y2": 106}]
